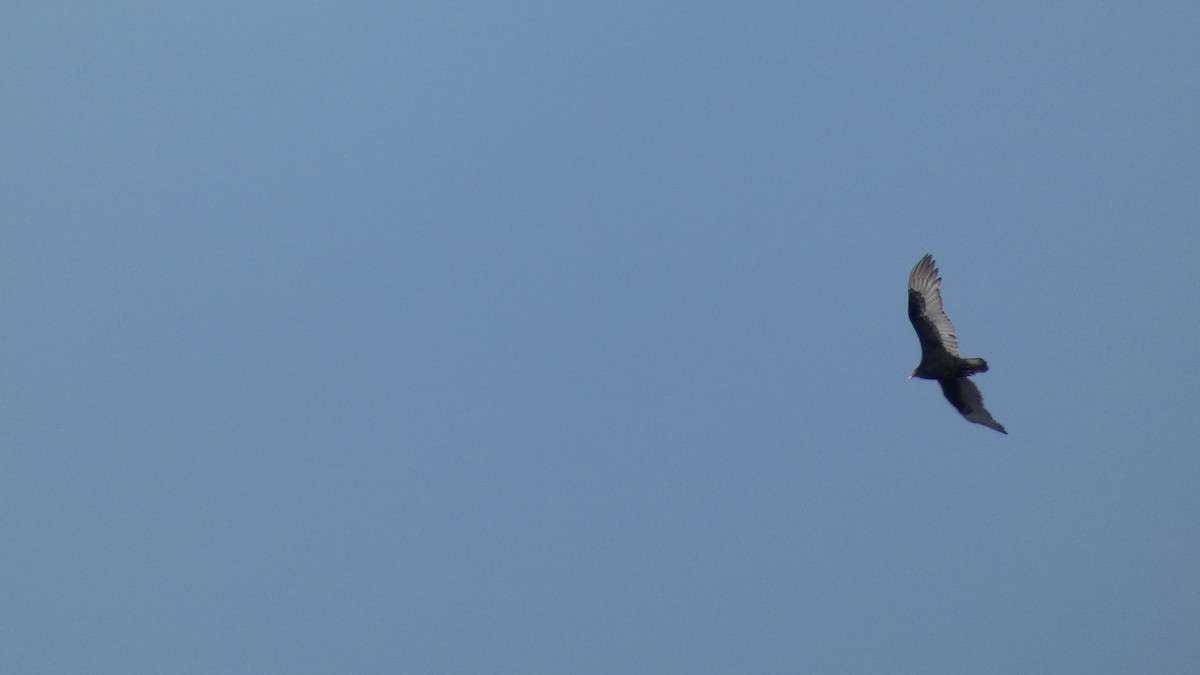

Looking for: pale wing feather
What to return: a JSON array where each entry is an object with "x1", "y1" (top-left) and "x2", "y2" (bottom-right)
[{"x1": 908, "y1": 254, "x2": 959, "y2": 356}]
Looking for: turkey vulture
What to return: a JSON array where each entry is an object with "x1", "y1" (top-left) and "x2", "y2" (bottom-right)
[{"x1": 908, "y1": 254, "x2": 1006, "y2": 434}]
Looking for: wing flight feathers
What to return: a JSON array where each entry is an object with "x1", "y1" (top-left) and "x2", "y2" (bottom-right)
[
  {"x1": 907, "y1": 254, "x2": 959, "y2": 357},
  {"x1": 938, "y1": 377, "x2": 1006, "y2": 434}
]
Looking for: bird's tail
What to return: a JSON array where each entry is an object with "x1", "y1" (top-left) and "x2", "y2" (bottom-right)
[{"x1": 959, "y1": 357, "x2": 989, "y2": 376}]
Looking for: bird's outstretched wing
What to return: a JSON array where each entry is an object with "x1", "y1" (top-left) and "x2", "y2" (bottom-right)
[
  {"x1": 908, "y1": 254, "x2": 959, "y2": 357},
  {"x1": 938, "y1": 377, "x2": 1006, "y2": 434}
]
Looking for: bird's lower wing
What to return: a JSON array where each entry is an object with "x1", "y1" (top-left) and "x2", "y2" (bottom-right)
[{"x1": 938, "y1": 377, "x2": 1007, "y2": 434}]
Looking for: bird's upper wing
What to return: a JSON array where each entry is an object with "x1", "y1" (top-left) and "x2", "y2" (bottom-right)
[
  {"x1": 908, "y1": 254, "x2": 959, "y2": 357},
  {"x1": 938, "y1": 377, "x2": 1006, "y2": 434}
]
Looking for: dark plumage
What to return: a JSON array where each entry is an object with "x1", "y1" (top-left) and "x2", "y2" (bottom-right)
[{"x1": 908, "y1": 254, "x2": 1006, "y2": 434}]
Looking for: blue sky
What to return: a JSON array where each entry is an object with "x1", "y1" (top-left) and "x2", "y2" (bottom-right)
[{"x1": 3, "y1": 2, "x2": 1198, "y2": 673}]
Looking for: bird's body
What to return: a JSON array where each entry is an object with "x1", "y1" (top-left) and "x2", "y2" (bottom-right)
[{"x1": 907, "y1": 254, "x2": 1006, "y2": 434}]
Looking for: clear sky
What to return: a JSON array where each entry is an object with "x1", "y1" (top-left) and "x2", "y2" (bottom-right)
[{"x1": 3, "y1": 2, "x2": 1198, "y2": 673}]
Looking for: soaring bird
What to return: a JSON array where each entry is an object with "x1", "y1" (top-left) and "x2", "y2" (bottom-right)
[{"x1": 908, "y1": 254, "x2": 1006, "y2": 434}]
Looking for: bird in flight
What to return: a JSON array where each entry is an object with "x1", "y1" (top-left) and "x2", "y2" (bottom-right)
[{"x1": 907, "y1": 254, "x2": 1006, "y2": 434}]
